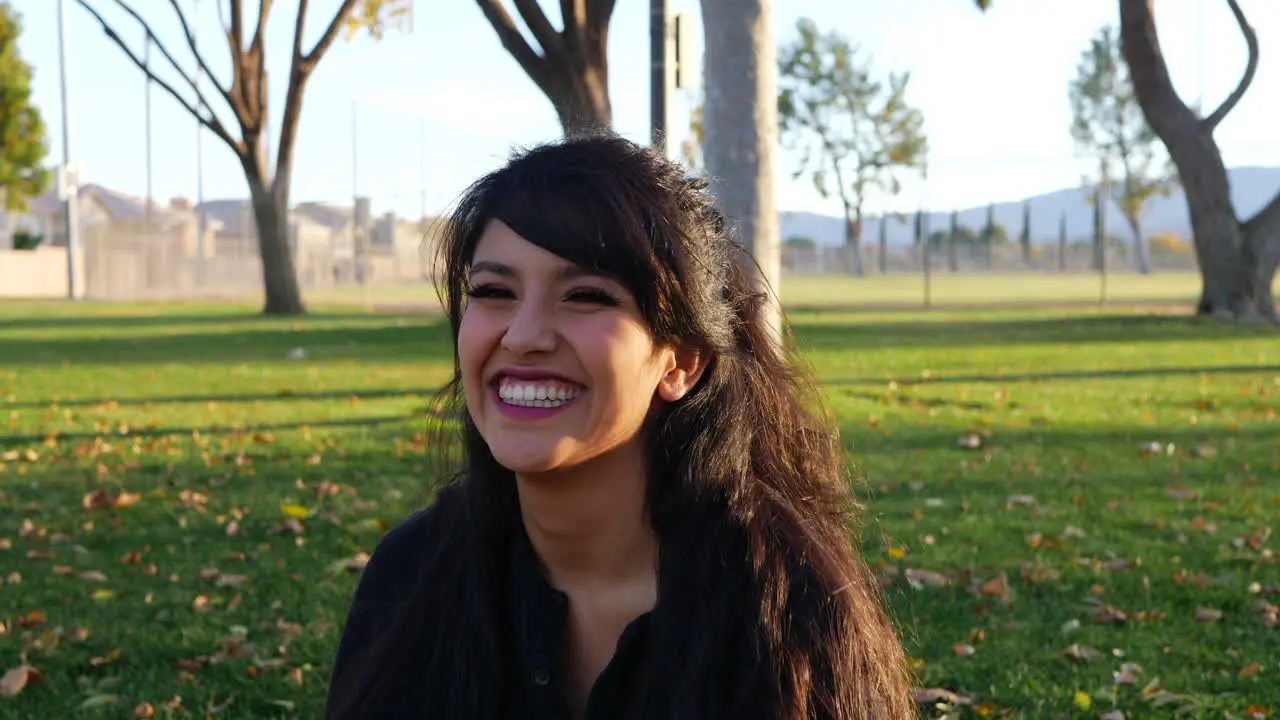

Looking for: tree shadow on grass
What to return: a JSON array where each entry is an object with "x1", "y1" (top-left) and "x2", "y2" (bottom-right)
[
  {"x1": 790, "y1": 312, "x2": 1276, "y2": 352},
  {"x1": 0, "y1": 318, "x2": 456, "y2": 366}
]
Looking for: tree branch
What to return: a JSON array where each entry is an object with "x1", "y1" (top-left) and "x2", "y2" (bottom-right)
[
  {"x1": 251, "y1": 0, "x2": 275, "y2": 55},
  {"x1": 229, "y1": 0, "x2": 244, "y2": 52},
  {"x1": 474, "y1": 0, "x2": 548, "y2": 88},
  {"x1": 100, "y1": 0, "x2": 230, "y2": 120},
  {"x1": 1203, "y1": 0, "x2": 1258, "y2": 131},
  {"x1": 560, "y1": 0, "x2": 584, "y2": 59},
  {"x1": 510, "y1": 0, "x2": 565, "y2": 61},
  {"x1": 302, "y1": 0, "x2": 360, "y2": 67},
  {"x1": 72, "y1": 0, "x2": 243, "y2": 156},
  {"x1": 166, "y1": 0, "x2": 233, "y2": 111},
  {"x1": 275, "y1": 0, "x2": 316, "y2": 189}
]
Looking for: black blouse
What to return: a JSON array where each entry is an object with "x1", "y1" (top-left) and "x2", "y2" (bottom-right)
[{"x1": 325, "y1": 501, "x2": 652, "y2": 719}]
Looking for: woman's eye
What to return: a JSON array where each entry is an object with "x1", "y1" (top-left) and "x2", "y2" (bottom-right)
[
  {"x1": 564, "y1": 287, "x2": 621, "y2": 306},
  {"x1": 465, "y1": 283, "x2": 514, "y2": 300}
]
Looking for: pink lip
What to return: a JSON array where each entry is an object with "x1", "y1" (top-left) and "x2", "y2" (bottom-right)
[{"x1": 491, "y1": 386, "x2": 580, "y2": 421}]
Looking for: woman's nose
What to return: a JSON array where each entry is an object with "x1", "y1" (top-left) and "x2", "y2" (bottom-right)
[{"x1": 500, "y1": 301, "x2": 557, "y2": 356}]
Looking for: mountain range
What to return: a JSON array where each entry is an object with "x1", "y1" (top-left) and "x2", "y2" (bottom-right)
[{"x1": 779, "y1": 166, "x2": 1280, "y2": 248}]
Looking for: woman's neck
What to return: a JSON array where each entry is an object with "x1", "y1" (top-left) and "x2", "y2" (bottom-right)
[{"x1": 515, "y1": 441, "x2": 657, "y2": 591}]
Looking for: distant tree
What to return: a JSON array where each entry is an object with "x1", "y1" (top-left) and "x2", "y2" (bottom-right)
[
  {"x1": 680, "y1": 94, "x2": 705, "y2": 174},
  {"x1": 474, "y1": 0, "x2": 615, "y2": 135},
  {"x1": 1018, "y1": 200, "x2": 1032, "y2": 266},
  {"x1": 73, "y1": 0, "x2": 411, "y2": 315},
  {"x1": 1069, "y1": 25, "x2": 1174, "y2": 276},
  {"x1": 784, "y1": 235, "x2": 818, "y2": 250},
  {"x1": 982, "y1": 223, "x2": 1010, "y2": 246},
  {"x1": 777, "y1": 18, "x2": 927, "y2": 277},
  {"x1": 0, "y1": 4, "x2": 50, "y2": 212}
]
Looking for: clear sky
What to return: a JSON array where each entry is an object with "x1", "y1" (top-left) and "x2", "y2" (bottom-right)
[{"x1": 13, "y1": 0, "x2": 1280, "y2": 221}]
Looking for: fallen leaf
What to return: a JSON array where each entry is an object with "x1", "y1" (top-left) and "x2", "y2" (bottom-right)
[
  {"x1": 17, "y1": 609, "x2": 46, "y2": 627},
  {"x1": 914, "y1": 687, "x2": 972, "y2": 705},
  {"x1": 79, "y1": 693, "x2": 118, "y2": 709},
  {"x1": 79, "y1": 570, "x2": 108, "y2": 582},
  {"x1": 1194, "y1": 607, "x2": 1223, "y2": 622},
  {"x1": 904, "y1": 568, "x2": 950, "y2": 589},
  {"x1": 133, "y1": 702, "x2": 156, "y2": 718},
  {"x1": 0, "y1": 664, "x2": 39, "y2": 696},
  {"x1": 326, "y1": 552, "x2": 371, "y2": 576},
  {"x1": 1100, "y1": 711, "x2": 1126, "y2": 720},
  {"x1": 280, "y1": 503, "x2": 311, "y2": 519},
  {"x1": 1089, "y1": 604, "x2": 1128, "y2": 625},
  {"x1": 193, "y1": 594, "x2": 211, "y2": 612},
  {"x1": 1061, "y1": 643, "x2": 1103, "y2": 663},
  {"x1": 90, "y1": 649, "x2": 121, "y2": 667},
  {"x1": 1072, "y1": 689, "x2": 1091, "y2": 710},
  {"x1": 979, "y1": 573, "x2": 1012, "y2": 601},
  {"x1": 952, "y1": 643, "x2": 976, "y2": 657},
  {"x1": 1239, "y1": 662, "x2": 1263, "y2": 678},
  {"x1": 1006, "y1": 495, "x2": 1036, "y2": 508},
  {"x1": 1166, "y1": 485, "x2": 1197, "y2": 501}
]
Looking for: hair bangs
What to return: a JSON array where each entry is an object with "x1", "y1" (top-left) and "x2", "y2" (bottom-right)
[{"x1": 470, "y1": 146, "x2": 665, "y2": 313}]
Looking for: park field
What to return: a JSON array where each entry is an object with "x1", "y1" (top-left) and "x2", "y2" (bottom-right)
[
  {"x1": 1, "y1": 298, "x2": 1278, "y2": 718},
  {"x1": 299, "y1": 270, "x2": 1280, "y2": 310}
]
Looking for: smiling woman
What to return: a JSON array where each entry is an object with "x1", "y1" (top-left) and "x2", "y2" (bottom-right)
[{"x1": 324, "y1": 135, "x2": 915, "y2": 719}]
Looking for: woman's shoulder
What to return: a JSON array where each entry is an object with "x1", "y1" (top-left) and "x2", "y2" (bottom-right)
[{"x1": 352, "y1": 484, "x2": 465, "y2": 604}]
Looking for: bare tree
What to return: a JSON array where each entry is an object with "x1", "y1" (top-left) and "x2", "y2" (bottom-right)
[
  {"x1": 474, "y1": 0, "x2": 615, "y2": 136},
  {"x1": 72, "y1": 0, "x2": 409, "y2": 315},
  {"x1": 1118, "y1": 0, "x2": 1278, "y2": 321}
]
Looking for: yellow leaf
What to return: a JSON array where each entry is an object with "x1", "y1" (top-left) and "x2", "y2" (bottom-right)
[
  {"x1": 280, "y1": 504, "x2": 311, "y2": 519},
  {"x1": 1072, "y1": 690, "x2": 1091, "y2": 710},
  {"x1": 91, "y1": 589, "x2": 115, "y2": 602}
]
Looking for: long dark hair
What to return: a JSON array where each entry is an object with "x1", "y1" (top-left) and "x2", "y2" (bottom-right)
[{"x1": 327, "y1": 135, "x2": 914, "y2": 718}]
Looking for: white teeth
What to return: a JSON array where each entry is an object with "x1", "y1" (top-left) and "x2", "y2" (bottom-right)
[{"x1": 497, "y1": 381, "x2": 582, "y2": 408}]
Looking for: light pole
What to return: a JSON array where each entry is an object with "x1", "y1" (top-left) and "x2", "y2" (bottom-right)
[
  {"x1": 56, "y1": 0, "x2": 82, "y2": 300},
  {"x1": 649, "y1": 0, "x2": 669, "y2": 155}
]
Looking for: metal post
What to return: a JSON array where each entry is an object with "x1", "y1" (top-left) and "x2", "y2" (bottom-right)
[
  {"x1": 649, "y1": 0, "x2": 670, "y2": 155},
  {"x1": 419, "y1": 117, "x2": 426, "y2": 233},
  {"x1": 144, "y1": 35, "x2": 153, "y2": 226},
  {"x1": 56, "y1": 0, "x2": 81, "y2": 300},
  {"x1": 1099, "y1": 177, "x2": 1109, "y2": 306},
  {"x1": 194, "y1": 0, "x2": 206, "y2": 277}
]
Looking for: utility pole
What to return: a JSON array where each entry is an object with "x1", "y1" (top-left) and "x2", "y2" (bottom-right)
[
  {"x1": 144, "y1": 35, "x2": 153, "y2": 226},
  {"x1": 56, "y1": 0, "x2": 81, "y2": 300},
  {"x1": 649, "y1": 0, "x2": 670, "y2": 156},
  {"x1": 194, "y1": 0, "x2": 206, "y2": 275}
]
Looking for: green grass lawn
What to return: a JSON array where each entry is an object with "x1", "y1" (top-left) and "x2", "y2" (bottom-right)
[{"x1": 1, "y1": 299, "x2": 1278, "y2": 718}]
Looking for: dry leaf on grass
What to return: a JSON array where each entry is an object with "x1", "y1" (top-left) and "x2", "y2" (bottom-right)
[
  {"x1": 1194, "y1": 607, "x2": 1223, "y2": 622},
  {"x1": 0, "y1": 663, "x2": 40, "y2": 697},
  {"x1": 914, "y1": 687, "x2": 972, "y2": 705}
]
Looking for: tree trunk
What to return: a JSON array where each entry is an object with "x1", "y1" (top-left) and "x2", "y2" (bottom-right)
[
  {"x1": 1126, "y1": 213, "x2": 1150, "y2": 275},
  {"x1": 701, "y1": 0, "x2": 781, "y2": 337},
  {"x1": 844, "y1": 211, "x2": 864, "y2": 276},
  {"x1": 1118, "y1": 0, "x2": 1272, "y2": 320},
  {"x1": 245, "y1": 165, "x2": 305, "y2": 315},
  {"x1": 547, "y1": 59, "x2": 612, "y2": 136},
  {"x1": 877, "y1": 210, "x2": 887, "y2": 275},
  {"x1": 1242, "y1": 203, "x2": 1280, "y2": 322}
]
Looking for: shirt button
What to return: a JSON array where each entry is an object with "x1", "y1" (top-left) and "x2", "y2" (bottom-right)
[{"x1": 533, "y1": 668, "x2": 551, "y2": 686}]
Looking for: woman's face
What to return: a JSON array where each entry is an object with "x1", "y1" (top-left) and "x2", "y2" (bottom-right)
[{"x1": 457, "y1": 220, "x2": 700, "y2": 476}]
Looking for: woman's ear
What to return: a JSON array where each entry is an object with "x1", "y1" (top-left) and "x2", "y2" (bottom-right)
[{"x1": 656, "y1": 344, "x2": 707, "y2": 402}]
